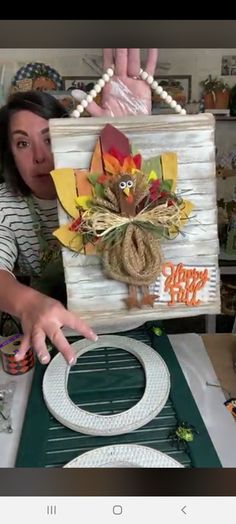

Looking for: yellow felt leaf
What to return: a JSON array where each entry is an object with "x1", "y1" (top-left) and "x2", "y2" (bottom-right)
[
  {"x1": 51, "y1": 168, "x2": 77, "y2": 219},
  {"x1": 161, "y1": 153, "x2": 178, "y2": 191},
  {"x1": 75, "y1": 196, "x2": 92, "y2": 210},
  {"x1": 53, "y1": 225, "x2": 83, "y2": 252},
  {"x1": 148, "y1": 170, "x2": 158, "y2": 182},
  {"x1": 169, "y1": 200, "x2": 194, "y2": 237},
  {"x1": 180, "y1": 200, "x2": 194, "y2": 226},
  {"x1": 103, "y1": 153, "x2": 121, "y2": 175}
]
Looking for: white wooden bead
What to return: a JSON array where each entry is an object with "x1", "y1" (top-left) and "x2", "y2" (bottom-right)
[
  {"x1": 81, "y1": 99, "x2": 88, "y2": 108},
  {"x1": 160, "y1": 90, "x2": 168, "y2": 100},
  {"x1": 86, "y1": 95, "x2": 93, "y2": 103},
  {"x1": 90, "y1": 89, "x2": 97, "y2": 98},
  {"x1": 98, "y1": 79, "x2": 105, "y2": 88},
  {"x1": 94, "y1": 84, "x2": 102, "y2": 93},
  {"x1": 70, "y1": 67, "x2": 187, "y2": 118},
  {"x1": 102, "y1": 73, "x2": 110, "y2": 82},
  {"x1": 77, "y1": 104, "x2": 84, "y2": 113},
  {"x1": 151, "y1": 80, "x2": 158, "y2": 90},
  {"x1": 72, "y1": 109, "x2": 81, "y2": 118},
  {"x1": 166, "y1": 95, "x2": 172, "y2": 104},
  {"x1": 146, "y1": 75, "x2": 153, "y2": 84},
  {"x1": 140, "y1": 71, "x2": 148, "y2": 80},
  {"x1": 155, "y1": 86, "x2": 163, "y2": 95},
  {"x1": 107, "y1": 68, "x2": 114, "y2": 77}
]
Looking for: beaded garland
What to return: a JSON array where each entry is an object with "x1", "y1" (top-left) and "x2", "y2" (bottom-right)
[{"x1": 71, "y1": 66, "x2": 187, "y2": 118}]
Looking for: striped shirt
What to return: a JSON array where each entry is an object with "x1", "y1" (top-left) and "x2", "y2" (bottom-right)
[{"x1": 0, "y1": 183, "x2": 59, "y2": 276}]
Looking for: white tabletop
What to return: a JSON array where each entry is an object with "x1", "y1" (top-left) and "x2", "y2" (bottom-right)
[
  {"x1": 0, "y1": 333, "x2": 235, "y2": 468},
  {"x1": 169, "y1": 334, "x2": 236, "y2": 467}
]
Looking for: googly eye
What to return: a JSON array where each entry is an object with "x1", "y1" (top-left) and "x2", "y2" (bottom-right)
[
  {"x1": 119, "y1": 181, "x2": 127, "y2": 189},
  {"x1": 126, "y1": 180, "x2": 134, "y2": 188}
]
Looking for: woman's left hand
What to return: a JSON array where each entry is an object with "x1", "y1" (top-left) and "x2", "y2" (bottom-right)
[{"x1": 73, "y1": 49, "x2": 158, "y2": 117}]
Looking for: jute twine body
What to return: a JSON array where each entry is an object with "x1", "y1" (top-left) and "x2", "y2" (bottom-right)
[
  {"x1": 82, "y1": 189, "x2": 182, "y2": 286},
  {"x1": 103, "y1": 223, "x2": 163, "y2": 285}
]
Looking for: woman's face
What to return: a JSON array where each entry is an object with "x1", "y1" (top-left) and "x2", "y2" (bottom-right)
[{"x1": 9, "y1": 110, "x2": 56, "y2": 199}]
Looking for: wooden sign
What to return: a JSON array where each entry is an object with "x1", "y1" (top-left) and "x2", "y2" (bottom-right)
[{"x1": 49, "y1": 113, "x2": 220, "y2": 331}]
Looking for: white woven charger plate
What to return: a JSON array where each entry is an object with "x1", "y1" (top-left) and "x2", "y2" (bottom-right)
[
  {"x1": 64, "y1": 444, "x2": 183, "y2": 468},
  {"x1": 43, "y1": 335, "x2": 170, "y2": 436}
]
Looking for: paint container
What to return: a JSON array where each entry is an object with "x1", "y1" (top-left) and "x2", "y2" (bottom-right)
[{"x1": 0, "y1": 334, "x2": 35, "y2": 375}]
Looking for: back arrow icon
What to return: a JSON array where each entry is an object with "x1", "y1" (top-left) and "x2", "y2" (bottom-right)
[{"x1": 181, "y1": 506, "x2": 187, "y2": 515}]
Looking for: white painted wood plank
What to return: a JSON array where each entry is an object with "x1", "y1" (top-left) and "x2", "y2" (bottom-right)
[
  {"x1": 65, "y1": 255, "x2": 219, "y2": 285},
  {"x1": 52, "y1": 142, "x2": 215, "y2": 165},
  {"x1": 53, "y1": 147, "x2": 215, "y2": 168},
  {"x1": 67, "y1": 294, "x2": 221, "y2": 320},
  {"x1": 189, "y1": 209, "x2": 217, "y2": 223},
  {"x1": 165, "y1": 224, "x2": 218, "y2": 241},
  {"x1": 183, "y1": 195, "x2": 216, "y2": 209},
  {"x1": 50, "y1": 113, "x2": 214, "y2": 131},
  {"x1": 162, "y1": 241, "x2": 219, "y2": 257},
  {"x1": 62, "y1": 241, "x2": 219, "y2": 266},
  {"x1": 62, "y1": 237, "x2": 219, "y2": 268},
  {"x1": 54, "y1": 151, "x2": 215, "y2": 180},
  {"x1": 52, "y1": 135, "x2": 215, "y2": 155}
]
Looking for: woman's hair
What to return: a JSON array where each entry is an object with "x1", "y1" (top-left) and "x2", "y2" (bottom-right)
[{"x1": 0, "y1": 90, "x2": 68, "y2": 195}]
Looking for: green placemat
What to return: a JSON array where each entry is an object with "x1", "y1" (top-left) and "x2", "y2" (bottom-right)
[{"x1": 15, "y1": 324, "x2": 221, "y2": 468}]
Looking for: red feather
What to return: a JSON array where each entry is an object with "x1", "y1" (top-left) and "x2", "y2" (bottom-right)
[
  {"x1": 133, "y1": 154, "x2": 142, "y2": 169},
  {"x1": 108, "y1": 147, "x2": 126, "y2": 165}
]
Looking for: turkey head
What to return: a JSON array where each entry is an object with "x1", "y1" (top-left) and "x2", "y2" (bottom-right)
[{"x1": 117, "y1": 174, "x2": 136, "y2": 217}]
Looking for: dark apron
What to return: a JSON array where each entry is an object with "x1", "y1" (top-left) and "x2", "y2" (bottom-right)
[{"x1": 26, "y1": 196, "x2": 67, "y2": 305}]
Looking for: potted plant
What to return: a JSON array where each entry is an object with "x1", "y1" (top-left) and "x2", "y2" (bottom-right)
[{"x1": 200, "y1": 75, "x2": 230, "y2": 109}]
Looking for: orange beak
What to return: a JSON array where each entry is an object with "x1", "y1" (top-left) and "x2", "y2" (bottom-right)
[
  {"x1": 123, "y1": 186, "x2": 130, "y2": 197},
  {"x1": 123, "y1": 186, "x2": 134, "y2": 203}
]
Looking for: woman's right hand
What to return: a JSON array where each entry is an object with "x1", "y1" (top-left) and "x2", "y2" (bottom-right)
[
  {"x1": 15, "y1": 292, "x2": 97, "y2": 365},
  {"x1": 73, "y1": 49, "x2": 158, "y2": 118}
]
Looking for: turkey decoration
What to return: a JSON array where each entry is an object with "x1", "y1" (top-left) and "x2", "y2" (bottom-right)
[{"x1": 51, "y1": 124, "x2": 194, "y2": 309}]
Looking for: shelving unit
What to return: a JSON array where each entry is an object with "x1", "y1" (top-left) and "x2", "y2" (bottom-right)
[
  {"x1": 206, "y1": 115, "x2": 236, "y2": 332},
  {"x1": 215, "y1": 116, "x2": 236, "y2": 121}
]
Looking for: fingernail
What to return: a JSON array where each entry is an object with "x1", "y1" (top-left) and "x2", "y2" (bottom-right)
[
  {"x1": 39, "y1": 354, "x2": 50, "y2": 364},
  {"x1": 90, "y1": 332, "x2": 98, "y2": 342},
  {"x1": 69, "y1": 357, "x2": 76, "y2": 365}
]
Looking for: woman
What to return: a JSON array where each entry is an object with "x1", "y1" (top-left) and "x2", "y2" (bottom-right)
[{"x1": 0, "y1": 48, "x2": 158, "y2": 365}]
